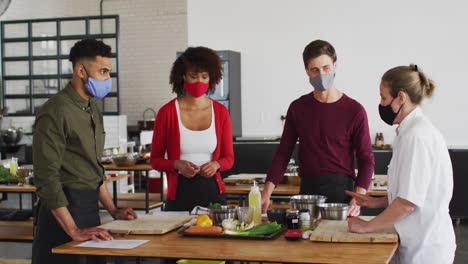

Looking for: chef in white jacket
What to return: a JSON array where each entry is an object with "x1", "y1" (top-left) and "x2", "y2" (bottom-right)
[{"x1": 346, "y1": 64, "x2": 456, "y2": 264}]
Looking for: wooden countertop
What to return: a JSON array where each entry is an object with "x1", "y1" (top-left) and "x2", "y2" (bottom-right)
[
  {"x1": 0, "y1": 184, "x2": 36, "y2": 192},
  {"x1": 104, "y1": 163, "x2": 152, "y2": 171},
  {"x1": 0, "y1": 174, "x2": 129, "y2": 193},
  {"x1": 225, "y1": 184, "x2": 387, "y2": 197},
  {"x1": 225, "y1": 184, "x2": 299, "y2": 195},
  {"x1": 53, "y1": 230, "x2": 397, "y2": 264},
  {"x1": 0, "y1": 220, "x2": 34, "y2": 241}
]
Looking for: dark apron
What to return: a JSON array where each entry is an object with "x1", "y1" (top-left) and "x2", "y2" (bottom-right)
[
  {"x1": 299, "y1": 174, "x2": 354, "y2": 203},
  {"x1": 164, "y1": 174, "x2": 226, "y2": 212},
  {"x1": 32, "y1": 186, "x2": 105, "y2": 264}
]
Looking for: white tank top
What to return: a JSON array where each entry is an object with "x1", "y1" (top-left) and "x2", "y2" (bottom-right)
[{"x1": 176, "y1": 99, "x2": 217, "y2": 166}]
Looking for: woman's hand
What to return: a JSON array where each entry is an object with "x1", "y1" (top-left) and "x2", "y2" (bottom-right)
[
  {"x1": 174, "y1": 160, "x2": 200, "y2": 178},
  {"x1": 200, "y1": 161, "x2": 220, "y2": 177},
  {"x1": 347, "y1": 217, "x2": 371, "y2": 234}
]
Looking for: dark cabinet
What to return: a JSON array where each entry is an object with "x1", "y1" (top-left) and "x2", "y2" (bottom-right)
[{"x1": 449, "y1": 149, "x2": 468, "y2": 219}]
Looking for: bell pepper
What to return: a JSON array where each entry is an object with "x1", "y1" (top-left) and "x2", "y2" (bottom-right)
[{"x1": 196, "y1": 214, "x2": 214, "y2": 227}]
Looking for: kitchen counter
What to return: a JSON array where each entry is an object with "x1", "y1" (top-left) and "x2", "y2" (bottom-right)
[{"x1": 53, "y1": 228, "x2": 398, "y2": 264}]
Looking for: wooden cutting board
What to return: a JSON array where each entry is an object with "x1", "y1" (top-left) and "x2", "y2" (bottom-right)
[
  {"x1": 99, "y1": 214, "x2": 195, "y2": 235},
  {"x1": 310, "y1": 216, "x2": 398, "y2": 243}
]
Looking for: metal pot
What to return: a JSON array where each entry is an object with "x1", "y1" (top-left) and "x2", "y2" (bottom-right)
[
  {"x1": 318, "y1": 203, "x2": 349, "y2": 220},
  {"x1": 1, "y1": 128, "x2": 23, "y2": 145},
  {"x1": 290, "y1": 195, "x2": 327, "y2": 219}
]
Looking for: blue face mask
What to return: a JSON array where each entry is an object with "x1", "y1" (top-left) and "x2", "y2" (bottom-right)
[
  {"x1": 309, "y1": 72, "x2": 335, "y2": 91},
  {"x1": 82, "y1": 67, "x2": 112, "y2": 99}
]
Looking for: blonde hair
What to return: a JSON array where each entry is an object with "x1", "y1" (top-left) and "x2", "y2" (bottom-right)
[{"x1": 382, "y1": 64, "x2": 435, "y2": 104}]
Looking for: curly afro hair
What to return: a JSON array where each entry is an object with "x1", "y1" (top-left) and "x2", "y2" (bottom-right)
[
  {"x1": 170, "y1": 46, "x2": 223, "y2": 97},
  {"x1": 69, "y1": 38, "x2": 112, "y2": 67}
]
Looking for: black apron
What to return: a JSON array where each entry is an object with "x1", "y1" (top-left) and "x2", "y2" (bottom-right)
[
  {"x1": 32, "y1": 186, "x2": 105, "y2": 264},
  {"x1": 299, "y1": 174, "x2": 354, "y2": 203},
  {"x1": 164, "y1": 174, "x2": 226, "y2": 212}
]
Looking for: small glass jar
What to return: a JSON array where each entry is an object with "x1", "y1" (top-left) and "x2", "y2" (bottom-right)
[
  {"x1": 286, "y1": 208, "x2": 300, "y2": 229},
  {"x1": 299, "y1": 209, "x2": 311, "y2": 230}
]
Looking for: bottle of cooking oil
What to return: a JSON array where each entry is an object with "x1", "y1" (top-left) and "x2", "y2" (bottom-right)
[{"x1": 248, "y1": 181, "x2": 262, "y2": 225}]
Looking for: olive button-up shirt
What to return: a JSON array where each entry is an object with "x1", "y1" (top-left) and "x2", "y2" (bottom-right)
[{"x1": 33, "y1": 83, "x2": 106, "y2": 209}]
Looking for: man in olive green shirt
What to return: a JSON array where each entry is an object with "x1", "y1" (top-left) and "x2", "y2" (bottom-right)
[{"x1": 32, "y1": 38, "x2": 136, "y2": 264}]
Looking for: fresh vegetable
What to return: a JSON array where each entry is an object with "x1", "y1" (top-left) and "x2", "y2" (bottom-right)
[
  {"x1": 0, "y1": 165, "x2": 17, "y2": 183},
  {"x1": 208, "y1": 202, "x2": 222, "y2": 210},
  {"x1": 221, "y1": 219, "x2": 239, "y2": 231},
  {"x1": 196, "y1": 214, "x2": 213, "y2": 227},
  {"x1": 185, "y1": 225, "x2": 223, "y2": 234},
  {"x1": 239, "y1": 221, "x2": 255, "y2": 230},
  {"x1": 225, "y1": 222, "x2": 282, "y2": 236}
]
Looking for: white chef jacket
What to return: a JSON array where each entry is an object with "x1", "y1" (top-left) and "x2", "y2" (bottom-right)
[{"x1": 387, "y1": 107, "x2": 456, "y2": 264}]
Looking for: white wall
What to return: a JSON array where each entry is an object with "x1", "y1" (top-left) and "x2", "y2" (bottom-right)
[
  {"x1": 1, "y1": 0, "x2": 187, "y2": 126},
  {"x1": 187, "y1": 0, "x2": 468, "y2": 146}
]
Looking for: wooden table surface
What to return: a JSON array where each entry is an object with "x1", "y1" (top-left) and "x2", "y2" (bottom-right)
[
  {"x1": 0, "y1": 184, "x2": 36, "y2": 192},
  {"x1": 104, "y1": 163, "x2": 152, "y2": 171},
  {"x1": 225, "y1": 184, "x2": 387, "y2": 197},
  {"x1": 0, "y1": 220, "x2": 34, "y2": 241},
  {"x1": 0, "y1": 174, "x2": 129, "y2": 193},
  {"x1": 225, "y1": 184, "x2": 299, "y2": 195},
  {"x1": 53, "y1": 229, "x2": 397, "y2": 264}
]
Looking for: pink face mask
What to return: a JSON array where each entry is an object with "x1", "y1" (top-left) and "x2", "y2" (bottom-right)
[{"x1": 183, "y1": 81, "x2": 209, "y2": 97}]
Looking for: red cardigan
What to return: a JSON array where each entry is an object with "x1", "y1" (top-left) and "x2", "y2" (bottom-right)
[{"x1": 150, "y1": 98, "x2": 234, "y2": 200}]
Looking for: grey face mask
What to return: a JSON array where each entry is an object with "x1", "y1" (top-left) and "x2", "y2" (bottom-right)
[{"x1": 309, "y1": 72, "x2": 336, "y2": 91}]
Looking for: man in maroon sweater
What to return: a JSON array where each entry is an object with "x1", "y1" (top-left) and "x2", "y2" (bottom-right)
[{"x1": 261, "y1": 40, "x2": 374, "y2": 216}]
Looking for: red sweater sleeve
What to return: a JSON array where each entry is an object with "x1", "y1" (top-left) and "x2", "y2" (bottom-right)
[
  {"x1": 150, "y1": 106, "x2": 175, "y2": 172},
  {"x1": 351, "y1": 107, "x2": 374, "y2": 190},
  {"x1": 266, "y1": 103, "x2": 298, "y2": 186},
  {"x1": 217, "y1": 107, "x2": 234, "y2": 171}
]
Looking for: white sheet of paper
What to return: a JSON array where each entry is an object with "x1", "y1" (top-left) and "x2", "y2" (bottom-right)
[{"x1": 75, "y1": 239, "x2": 149, "y2": 249}]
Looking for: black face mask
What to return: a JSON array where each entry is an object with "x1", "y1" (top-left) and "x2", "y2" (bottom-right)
[{"x1": 378, "y1": 99, "x2": 402, "y2": 126}]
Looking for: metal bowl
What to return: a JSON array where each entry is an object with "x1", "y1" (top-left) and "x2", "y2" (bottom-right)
[
  {"x1": 1, "y1": 128, "x2": 23, "y2": 145},
  {"x1": 209, "y1": 205, "x2": 237, "y2": 224},
  {"x1": 111, "y1": 153, "x2": 138, "y2": 167},
  {"x1": 318, "y1": 203, "x2": 349, "y2": 220},
  {"x1": 290, "y1": 195, "x2": 327, "y2": 219}
]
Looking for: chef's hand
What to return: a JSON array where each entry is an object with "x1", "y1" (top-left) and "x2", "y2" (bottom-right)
[
  {"x1": 174, "y1": 160, "x2": 200, "y2": 178},
  {"x1": 348, "y1": 198, "x2": 361, "y2": 216},
  {"x1": 200, "y1": 161, "x2": 220, "y2": 177},
  {"x1": 70, "y1": 227, "x2": 113, "y2": 242},
  {"x1": 345, "y1": 190, "x2": 380, "y2": 208},
  {"x1": 261, "y1": 194, "x2": 271, "y2": 213},
  {"x1": 114, "y1": 207, "x2": 138, "y2": 220},
  {"x1": 347, "y1": 217, "x2": 370, "y2": 234}
]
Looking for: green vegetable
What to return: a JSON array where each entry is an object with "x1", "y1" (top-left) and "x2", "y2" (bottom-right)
[
  {"x1": 0, "y1": 165, "x2": 16, "y2": 183},
  {"x1": 225, "y1": 222, "x2": 282, "y2": 236},
  {"x1": 208, "y1": 202, "x2": 222, "y2": 210}
]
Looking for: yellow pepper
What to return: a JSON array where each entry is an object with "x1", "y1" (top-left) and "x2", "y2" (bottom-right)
[{"x1": 196, "y1": 214, "x2": 213, "y2": 227}]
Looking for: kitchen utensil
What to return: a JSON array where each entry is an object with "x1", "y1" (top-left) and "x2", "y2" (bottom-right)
[
  {"x1": 284, "y1": 229, "x2": 303, "y2": 241},
  {"x1": 1, "y1": 128, "x2": 23, "y2": 145},
  {"x1": 98, "y1": 214, "x2": 194, "y2": 234},
  {"x1": 317, "y1": 203, "x2": 349, "y2": 220},
  {"x1": 310, "y1": 216, "x2": 398, "y2": 243},
  {"x1": 267, "y1": 208, "x2": 287, "y2": 224},
  {"x1": 209, "y1": 205, "x2": 237, "y2": 224},
  {"x1": 290, "y1": 195, "x2": 327, "y2": 219},
  {"x1": 111, "y1": 153, "x2": 138, "y2": 167},
  {"x1": 237, "y1": 206, "x2": 254, "y2": 224}
]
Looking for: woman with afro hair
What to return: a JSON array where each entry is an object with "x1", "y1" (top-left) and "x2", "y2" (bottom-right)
[{"x1": 151, "y1": 47, "x2": 234, "y2": 212}]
